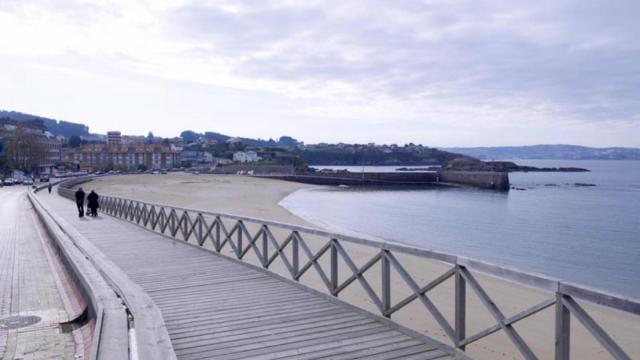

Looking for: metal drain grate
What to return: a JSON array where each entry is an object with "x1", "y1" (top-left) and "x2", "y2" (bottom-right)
[{"x1": 0, "y1": 315, "x2": 42, "y2": 330}]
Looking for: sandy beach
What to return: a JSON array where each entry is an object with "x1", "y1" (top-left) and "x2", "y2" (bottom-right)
[{"x1": 84, "y1": 173, "x2": 639, "y2": 360}]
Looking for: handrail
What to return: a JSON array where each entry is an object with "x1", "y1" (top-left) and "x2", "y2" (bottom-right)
[{"x1": 58, "y1": 177, "x2": 640, "y2": 360}]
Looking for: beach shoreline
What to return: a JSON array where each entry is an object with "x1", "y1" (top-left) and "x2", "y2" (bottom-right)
[{"x1": 83, "y1": 173, "x2": 639, "y2": 360}]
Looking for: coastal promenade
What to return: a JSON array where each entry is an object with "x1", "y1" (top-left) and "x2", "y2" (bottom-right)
[
  {"x1": 10, "y1": 175, "x2": 639, "y2": 359},
  {"x1": 35, "y1": 183, "x2": 462, "y2": 359}
]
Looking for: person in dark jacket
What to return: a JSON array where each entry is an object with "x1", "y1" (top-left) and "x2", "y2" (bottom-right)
[
  {"x1": 87, "y1": 190, "x2": 99, "y2": 217},
  {"x1": 48, "y1": 183, "x2": 52, "y2": 194},
  {"x1": 75, "y1": 187, "x2": 85, "y2": 217}
]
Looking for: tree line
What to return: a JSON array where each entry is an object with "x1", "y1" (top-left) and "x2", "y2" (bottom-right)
[{"x1": 0, "y1": 122, "x2": 48, "y2": 175}]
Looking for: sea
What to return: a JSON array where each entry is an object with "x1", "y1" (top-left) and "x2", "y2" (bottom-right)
[{"x1": 280, "y1": 160, "x2": 640, "y2": 298}]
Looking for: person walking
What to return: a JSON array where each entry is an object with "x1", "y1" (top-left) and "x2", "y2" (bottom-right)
[
  {"x1": 48, "y1": 182, "x2": 52, "y2": 194},
  {"x1": 87, "y1": 190, "x2": 99, "y2": 217},
  {"x1": 75, "y1": 187, "x2": 86, "y2": 217}
]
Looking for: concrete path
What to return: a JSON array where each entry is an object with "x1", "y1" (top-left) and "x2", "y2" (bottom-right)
[
  {"x1": 39, "y1": 189, "x2": 459, "y2": 360},
  {"x1": 0, "y1": 187, "x2": 80, "y2": 360}
]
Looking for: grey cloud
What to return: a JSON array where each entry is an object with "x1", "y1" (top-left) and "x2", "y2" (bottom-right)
[
  {"x1": 167, "y1": 1, "x2": 323, "y2": 54},
  {"x1": 161, "y1": 1, "x2": 640, "y2": 123}
]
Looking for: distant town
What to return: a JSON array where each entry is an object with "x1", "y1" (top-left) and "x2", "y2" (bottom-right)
[
  {"x1": 1, "y1": 110, "x2": 639, "y2": 183},
  {"x1": 0, "y1": 111, "x2": 470, "y2": 180}
]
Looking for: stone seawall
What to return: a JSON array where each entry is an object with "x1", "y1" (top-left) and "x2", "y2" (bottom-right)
[
  {"x1": 261, "y1": 170, "x2": 509, "y2": 190},
  {"x1": 259, "y1": 171, "x2": 439, "y2": 186},
  {"x1": 437, "y1": 170, "x2": 510, "y2": 190}
]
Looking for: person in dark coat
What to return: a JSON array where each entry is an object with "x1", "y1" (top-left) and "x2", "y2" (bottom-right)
[
  {"x1": 75, "y1": 187, "x2": 85, "y2": 217},
  {"x1": 87, "y1": 190, "x2": 99, "y2": 217},
  {"x1": 48, "y1": 183, "x2": 52, "y2": 194}
]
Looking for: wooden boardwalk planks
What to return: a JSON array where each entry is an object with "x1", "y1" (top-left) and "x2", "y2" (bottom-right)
[{"x1": 39, "y1": 193, "x2": 459, "y2": 360}]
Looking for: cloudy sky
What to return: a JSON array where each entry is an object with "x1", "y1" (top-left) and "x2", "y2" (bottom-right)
[{"x1": 1, "y1": 0, "x2": 638, "y2": 146}]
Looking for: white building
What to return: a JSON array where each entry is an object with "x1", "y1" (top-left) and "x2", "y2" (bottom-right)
[
  {"x1": 233, "y1": 151, "x2": 260, "y2": 163},
  {"x1": 181, "y1": 149, "x2": 214, "y2": 165}
]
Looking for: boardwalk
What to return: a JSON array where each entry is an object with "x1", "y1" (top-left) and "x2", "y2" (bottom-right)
[{"x1": 38, "y1": 189, "x2": 459, "y2": 359}]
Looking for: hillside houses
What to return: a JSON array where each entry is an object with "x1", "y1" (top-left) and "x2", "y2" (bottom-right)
[{"x1": 233, "y1": 151, "x2": 261, "y2": 163}]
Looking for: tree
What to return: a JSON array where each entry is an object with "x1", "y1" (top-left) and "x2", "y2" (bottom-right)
[
  {"x1": 0, "y1": 122, "x2": 46, "y2": 173},
  {"x1": 180, "y1": 130, "x2": 199, "y2": 143},
  {"x1": 68, "y1": 135, "x2": 82, "y2": 148},
  {"x1": 0, "y1": 156, "x2": 9, "y2": 176},
  {"x1": 278, "y1": 136, "x2": 299, "y2": 148}
]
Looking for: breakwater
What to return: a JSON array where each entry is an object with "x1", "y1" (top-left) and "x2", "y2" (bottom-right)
[
  {"x1": 261, "y1": 170, "x2": 509, "y2": 190},
  {"x1": 259, "y1": 171, "x2": 439, "y2": 186},
  {"x1": 438, "y1": 170, "x2": 510, "y2": 190}
]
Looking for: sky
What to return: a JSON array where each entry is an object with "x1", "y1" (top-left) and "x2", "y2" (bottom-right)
[{"x1": 1, "y1": 0, "x2": 639, "y2": 147}]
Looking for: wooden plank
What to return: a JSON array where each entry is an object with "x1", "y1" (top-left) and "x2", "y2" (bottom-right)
[
  {"x1": 165, "y1": 306, "x2": 346, "y2": 334},
  {"x1": 215, "y1": 332, "x2": 417, "y2": 360},
  {"x1": 150, "y1": 283, "x2": 300, "y2": 303},
  {"x1": 163, "y1": 297, "x2": 333, "y2": 326},
  {"x1": 157, "y1": 289, "x2": 315, "y2": 310},
  {"x1": 175, "y1": 318, "x2": 378, "y2": 351},
  {"x1": 272, "y1": 336, "x2": 420, "y2": 360},
  {"x1": 168, "y1": 309, "x2": 353, "y2": 340},
  {"x1": 187, "y1": 326, "x2": 394, "y2": 360},
  {"x1": 160, "y1": 296, "x2": 332, "y2": 322},
  {"x1": 171, "y1": 313, "x2": 365, "y2": 346},
  {"x1": 401, "y1": 350, "x2": 451, "y2": 360},
  {"x1": 351, "y1": 344, "x2": 440, "y2": 360},
  {"x1": 156, "y1": 292, "x2": 309, "y2": 312}
]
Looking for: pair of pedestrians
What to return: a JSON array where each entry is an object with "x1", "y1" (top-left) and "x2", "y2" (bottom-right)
[{"x1": 74, "y1": 187, "x2": 100, "y2": 217}]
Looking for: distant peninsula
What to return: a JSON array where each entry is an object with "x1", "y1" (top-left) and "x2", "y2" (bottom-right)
[
  {"x1": 443, "y1": 144, "x2": 640, "y2": 160},
  {"x1": 443, "y1": 159, "x2": 589, "y2": 172}
]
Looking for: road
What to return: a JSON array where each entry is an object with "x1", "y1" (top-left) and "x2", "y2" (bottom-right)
[{"x1": 0, "y1": 186, "x2": 79, "y2": 359}]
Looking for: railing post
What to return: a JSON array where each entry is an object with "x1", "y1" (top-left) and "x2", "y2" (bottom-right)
[
  {"x1": 262, "y1": 226, "x2": 268, "y2": 268},
  {"x1": 237, "y1": 221, "x2": 243, "y2": 258},
  {"x1": 169, "y1": 211, "x2": 176, "y2": 235},
  {"x1": 197, "y1": 214, "x2": 203, "y2": 244},
  {"x1": 455, "y1": 265, "x2": 466, "y2": 350},
  {"x1": 182, "y1": 213, "x2": 188, "y2": 240},
  {"x1": 215, "y1": 221, "x2": 221, "y2": 251},
  {"x1": 330, "y1": 239, "x2": 338, "y2": 296},
  {"x1": 292, "y1": 232, "x2": 299, "y2": 279},
  {"x1": 555, "y1": 292, "x2": 570, "y2": 360},
  {"x1": 381, "y1": 250, "x2": 391, "y2": 318}
]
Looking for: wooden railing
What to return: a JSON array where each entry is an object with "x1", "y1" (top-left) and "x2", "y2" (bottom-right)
[{"x1": 57, "y1": 180, "x2": 639, "y2": 360}]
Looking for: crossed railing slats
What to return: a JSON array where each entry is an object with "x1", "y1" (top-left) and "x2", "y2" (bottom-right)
[{"x1": 56, "y1": 183, "x2": 639, "y2": 360}]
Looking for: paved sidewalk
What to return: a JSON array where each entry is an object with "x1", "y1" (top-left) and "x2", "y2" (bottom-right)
[{"x1": 0, "y1": 187, "x2": 79, "y2": 360}]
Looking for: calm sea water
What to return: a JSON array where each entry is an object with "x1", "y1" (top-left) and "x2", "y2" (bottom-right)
[{"x1": 281, "y1": 160, "x2": 640, "y2": 297}]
